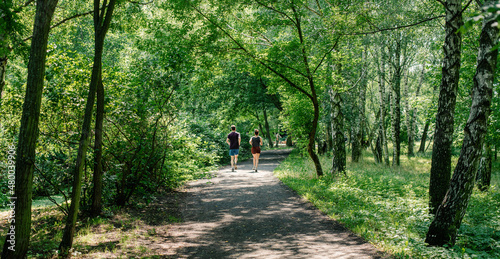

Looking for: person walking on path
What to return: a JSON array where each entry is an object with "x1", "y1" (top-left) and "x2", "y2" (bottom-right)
[
  {"x1": 250, "y1": 129, "x2": 263, "y2": 172},
  {"x1": 226, "y1": 125, "x2": 241, "y2": 172}
]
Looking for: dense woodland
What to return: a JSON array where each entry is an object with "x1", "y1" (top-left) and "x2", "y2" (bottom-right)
[{"x1": 0, "y1": 0, "x2": 499, "y2": 258}]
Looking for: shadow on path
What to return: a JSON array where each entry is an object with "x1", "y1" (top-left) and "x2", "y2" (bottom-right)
[{"x1": 167, "y1": 149, "x2": 386, "y2": 258}]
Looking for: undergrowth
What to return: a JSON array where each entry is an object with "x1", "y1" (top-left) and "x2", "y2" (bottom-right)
[{"x1": 273, "y1": 149, "x2": 500, "y2": 259}]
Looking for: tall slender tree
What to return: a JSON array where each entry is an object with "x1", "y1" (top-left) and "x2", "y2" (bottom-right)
[
  {"x1": 408, "y1": 65, "x2": 425, "y2": 157},
  {"x1": 418, "y1": 119, "x2": 431, "y2": 153},
  {"x1": 352, "y1": 45, "x2": 368, "y2": 162},
  {"x1": 1, "y1": 0, "x2": 59, "y2": 258},
  {"x1": 59, "y1": 0, "x2": 117, "y2": 253},
  {"x1": 91, "y1": 76, "x2": 104, "y2": 216},
  {"x1": 377, "y1": 49, "x2": 390, "y2": 166},
  {"x1": 429, "y1": 0, "x2": 463, "y2": 214},
  {"x1": 385, "y1": 30, "x2": 412, "y2": 166},
  {"x1": 425, "y1": 0, "x2": 498, "y2": 245},
  {"x1": 329, "y1": 61, "x2": 346, "y2": 174}
]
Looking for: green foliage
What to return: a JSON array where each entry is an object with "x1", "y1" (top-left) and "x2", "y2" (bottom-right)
[
  {"x1": 274, "y1": 149, "x2": 500, "y2": 258},
  {"x1": 280, "y1": 89, "x2": 314, "y2": 150},
  {"x1": 1, "y1": 0, "x2": 499, "y2": 256}
]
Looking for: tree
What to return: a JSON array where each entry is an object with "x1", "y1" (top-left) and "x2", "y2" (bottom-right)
[
  {"x1": 386, "y1": 32, "x2": 409, "y2": 166},
  {"x1": 90, "y1": 77, "x2": 104, "y2": 216},
  {"x1": 327, "y1": 59, "x2": 346, "y2": 174},
  {"x1": 428, "y1": 0, "x2": 464, "y2": 214},
  {"x1": 425, "y1": 0, "x2": 499, "y2": 246},
  {"x1": 1, "y1": 0, "x2": 59, "y2": 258},
  {"x1": 351, "y1": 44, "x2": 368, "y2": 163},
  {"x1": 377, "y1": 47, "x2": 390, "y2": 165},
  {"x1": 407, "y1": 65, "x2": 425, "y2": 157},
  {"x1": 329, "y1": 88, "x2": 346, "y2": 174},
  {"x1": 418, "y1": 119, "x2": 431, "y2": 153},
  {"x1": 59, "y1": 0, "x2": 117, "y2": 253}
]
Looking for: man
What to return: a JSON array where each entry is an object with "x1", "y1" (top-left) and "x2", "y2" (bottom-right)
[{"x1": 226, "y1": 125, "x2": 241, "y2": 171}]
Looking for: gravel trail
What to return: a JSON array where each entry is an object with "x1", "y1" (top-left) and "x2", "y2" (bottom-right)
[{"x1": 167, "y1": 149, "x2": 386, "y2": 258}]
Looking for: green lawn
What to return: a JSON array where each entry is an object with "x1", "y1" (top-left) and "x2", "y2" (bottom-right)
[{"x1": 273, "y1": 149, "x2": 500, "y2": 259}]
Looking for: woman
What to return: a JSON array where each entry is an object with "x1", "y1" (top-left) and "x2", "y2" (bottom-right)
[{"x1": 249, "y1": 129, "x2": 263, "y2": 172}]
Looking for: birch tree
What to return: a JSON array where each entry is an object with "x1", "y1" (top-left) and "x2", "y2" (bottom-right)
[
  {"x1": 408, "y1": 65, "x2": 425, "y2": 157},
  {"x1": 428, "y1": 0, "x2": 463, "y2": 214},
  {"x1": 426, "y1": 0, "x2": 498, "y2": 245}
]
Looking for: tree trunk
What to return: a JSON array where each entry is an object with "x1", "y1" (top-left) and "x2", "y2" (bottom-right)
[
  {"x1": 367, "y1": 109, "x2": 381, "y2": 162},
  {"x1": 403, "y1": 69, "x2": 411, "y2": 156},
  {"x1": 60, "y1": 0, "x2": 117, "y2": 253},
  {"x1": 329, "y1": 88, "x2": 346, "y2": 174},
  {"x1": 308, "y1": 96, "x2": 323, "y2": 176},
  {"x1": 286, "y1": 134, "x2": 293, "y2": 146},
  {"x1": 391, "y1": 39, "x2": 402, "y2": 166},
  {"x1": 292, "y1": 4, "x2": 322, "y2": 177},
  {"x1": 408, "y1": 65, "x2": 425, "y2": 157},
  {"x1": 375, "y1": 134, "x2": 383, "y2": 163},
  {"x1": 352, "y1": 46, "x2": 368, "y2": 162},
  {"x1": 91, "y1": 77, "x2": 104, "y2": 217},
  {"x1": 1, "y1": 0, "x2": 59, "y2": 258},
  {"x1": 351, "y1": 122, "x2": 362, "y2": 162},
  {"x1": 418, "y1": 119, "x2": 431, "y2": 153},
  {"x1": 263, "y1": 107, "x2": 274, "y2": 148},
  {"x1": 429, "y1": 0, "x2": 463, "y2": 215},
  {"x1": 255, "y1": 110, "x2": 264, "y2": 134},
  {"x1": 378, "y1": 53, "x2": 390, "y2": 166},
  {"x1": 476, "y1": 141, "x2": 492, "y2": 191},
  {"x1": 326, "y1": 114, "x2": 333, "y2": 151},
  {"x1": 425, "y1": 3, "x2": 497, "y2": 246}
]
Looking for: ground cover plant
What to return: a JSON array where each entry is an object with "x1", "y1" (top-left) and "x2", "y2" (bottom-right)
[
  {"x1": 0, "y1": 190, "x2": 191, "y2": 258},
  {"x1": 273, "y1": 149, "x2": 500, "y2": 258}
]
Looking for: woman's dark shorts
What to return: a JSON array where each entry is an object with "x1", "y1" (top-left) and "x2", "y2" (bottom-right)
[{"x1": 251, "y1": 147, "x2": 261, "y2": 154}]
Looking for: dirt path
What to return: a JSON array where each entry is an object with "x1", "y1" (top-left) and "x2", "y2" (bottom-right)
[{"x1": 163, "y1": 149, "x2": 386, "y2": 258}]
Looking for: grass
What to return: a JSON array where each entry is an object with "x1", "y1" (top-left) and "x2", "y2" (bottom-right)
[
  {"x1": 273, "y1": 149, "x2": 500, "y2": 259},
  {"x1": 0, "y1": 192, "x2": 185, "y2": 258},
  {"x1": 0, "y1": 194, "x2": 67, "y2": 212}
]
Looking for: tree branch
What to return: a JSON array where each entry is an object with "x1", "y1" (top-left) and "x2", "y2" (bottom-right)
[
  {"x1": 230, "y1": 13, "x2": 273, "y2": 45},
  {"x1": 345, "y1": 15, "x2": 445, "y2": 35},
  {"x1": 22, "y1": 0, "x2": 35, "y2": 8},
  {"x1": 23, "y1": 9, "x2": 96, "y2": 42},
  {"x1": 314, "y1": 36, "x2": 340, "y2": 74},
  {"x1": 255, "y1": 0, "x2": 297, "y2": 27},
  {"x1": 33, "y1": 164, "x2": 70, "y2": 215},
  {"x1": 52, "y1": 10, "x2": 94, "y2": 30},
  {"x1": 261, "y1": 58, "x2": 308, "y2": 78},
  {"x1": 128, "y1": 0, "x2": 154, "y2": 4},
  {"x1": 193, "y1": 5, "x2": 313, "y2": 100},
  {"x1": 303, "y1": 4, "x2": 321, "y2": 16}
]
